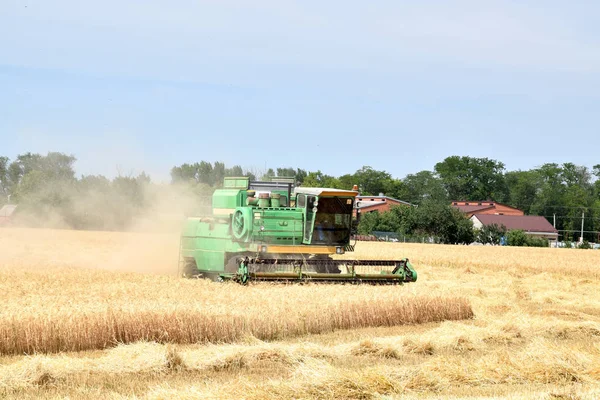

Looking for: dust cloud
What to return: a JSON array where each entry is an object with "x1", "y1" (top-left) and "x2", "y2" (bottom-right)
[
  {"x1": 0, "y1": 227, "x2": 183, "y2": 276},
  {"x1": 1, "y1": 182, "x2": 211, "y2": 276}
]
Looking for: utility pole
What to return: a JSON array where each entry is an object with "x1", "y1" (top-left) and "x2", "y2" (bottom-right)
[
  {"x1": 553, "y1": 213, "x2": 556, "y2": 228},
  {"x1": 581, "y1": 212, "x2": 585, "y2": 243}
]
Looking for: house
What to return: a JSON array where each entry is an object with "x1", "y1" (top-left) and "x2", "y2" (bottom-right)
[
  {"x1": 354, "y1": 195, "x2": 412, "y2": 218},
  {"x1": 0, "y1": 204, "x2": 17, "y2": 226},
  {"x1": 451, "y1": 201, "x2": 524, "y2": 218},
  {"x1": 470, "y1": 214, "x2": 558, "y2": 242}
]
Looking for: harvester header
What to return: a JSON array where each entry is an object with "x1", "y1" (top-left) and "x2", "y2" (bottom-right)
[{"x1": 179, "y1": 177, "x2": 417, "y2": 284}]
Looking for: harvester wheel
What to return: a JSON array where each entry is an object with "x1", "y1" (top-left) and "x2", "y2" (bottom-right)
[
  {"x1": 225, "y1": 255, "x2": 253, "y2": 273},
  {"x1": 310, "y1": 255, "x2": 341, "y2": 274},
  {"x1": 326, "y1": 264, "x2": 342, "y2": 274},
  {"x1": 225, "y1": 257, "x2": 239, "y2": 273},
  {"x1": 182, "y1": 260, "x2": 200, "y2": 278}
]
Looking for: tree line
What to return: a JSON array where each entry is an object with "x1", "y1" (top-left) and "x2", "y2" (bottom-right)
[
  {"x1": 0, "y1": 152, "x2": 155, "y2": 230},
  {"x1": 1, "y1": 152, "x2": 599, "y2": 241}
]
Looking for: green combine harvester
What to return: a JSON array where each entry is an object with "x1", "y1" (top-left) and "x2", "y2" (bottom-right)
[{"x1": 179, "y1": 177, "x2": 417, "y2": 284}]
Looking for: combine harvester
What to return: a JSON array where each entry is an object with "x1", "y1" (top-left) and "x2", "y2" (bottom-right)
[{"x1": 179, "y1": 177, "x2": 417, "y2": 284}]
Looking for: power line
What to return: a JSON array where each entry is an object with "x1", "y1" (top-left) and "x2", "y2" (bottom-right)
[
  {"x1": 541, "y1": 206, "x2": 600, "y2": 210},
  {"x1": 558, "y1": 229, "x2": 600, "y2": 234},
  {"x1": 543, "y1": 215, "x2": 600, "y2": 221}
]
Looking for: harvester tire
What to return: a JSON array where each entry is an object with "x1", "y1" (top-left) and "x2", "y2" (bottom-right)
[
  {"x1": 182, "y1": 260, "x2": 200, "y2": 278},
  {"x1": 225, "y1": 256, "x2": 240, "y2": 273},
  {"x1": 310, "y1": 255, "x2": 341, "y2": 274}
]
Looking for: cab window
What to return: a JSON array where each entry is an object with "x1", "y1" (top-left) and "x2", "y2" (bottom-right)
[{"x1": 297, "y1": 194, "x2": 306, "y2": 208}]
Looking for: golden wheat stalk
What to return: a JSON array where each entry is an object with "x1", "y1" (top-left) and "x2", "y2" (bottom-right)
[{"x1": 0, "y1": 294, "x2": 472, "y2": 355}]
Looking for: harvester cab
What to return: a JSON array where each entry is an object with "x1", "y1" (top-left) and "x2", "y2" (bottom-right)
[{"x1": 179, "y1": 177, "x2": 417, "y2": 284}]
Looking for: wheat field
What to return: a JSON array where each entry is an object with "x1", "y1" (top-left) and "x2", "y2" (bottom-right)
[{"x1": 1, "y1": 227, "x2": 600, "y2": 399}]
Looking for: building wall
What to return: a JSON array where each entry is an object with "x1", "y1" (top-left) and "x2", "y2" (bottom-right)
[
  {"x1": 528, "y1": 232, "x2": 559, "y2": 241},
  {"x1": 359, "y1": 203, "x2": 393, "y2": 214},
  {"x1": 471, "y1": 217, "x2": 483, "y2": 230}
]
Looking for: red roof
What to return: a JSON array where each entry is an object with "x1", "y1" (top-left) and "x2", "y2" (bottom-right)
[
  {"x1": 355, "y1": 196, "x2": 412, "y2": 207},
  {"x1": 472, "y1": 214, "x2": 558, "y2": 233},
  {"x1": 453, "y1": 204, "x2": 495, "y2": 213}
]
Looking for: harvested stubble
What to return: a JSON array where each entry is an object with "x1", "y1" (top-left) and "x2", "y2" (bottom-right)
[
  {"x1": 3, "y1": 332, "x2": 600, "y2": 398},
  {"x1": 341, "y1": 241, "x2": 600, "y2": 279},
  {"x1": 0, "y1": 267, "x2": 473, "y2": 355},
  {"x1": 4, "y1": 228, "x2": 600, "y2": 399}
]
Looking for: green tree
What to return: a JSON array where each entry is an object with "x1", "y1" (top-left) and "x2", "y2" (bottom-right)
[
  {"x1": 301, "y1": 171, "x2": 340, "y2": 188},
  {"x1": 529, "y1": 163, "x2": 596, "y2": 241},
  {"x1": 400, "y1": 170, "x2": 447, "y2": 205},
  {"x1": 434, "y1": 156, "x2": 507, "y2": 201},
  {"x1": 172, "y1": 161, "x2": 256, "y2": 186},
  {"x1": 593, "y1": 165, "x2": 600, "y2": 198},
  {"x1": 78, "y1": 174, "x2": 111, "y2": 191},
  {"x1": 529, "y1": 163, "x2": 569, "y2": 238},
  {"x1": 276, "y1": 167, "x2": 296, "y2": 178},
  {"x1": 113, "y1": 173, "x2": 151, "y2": 208},
  {"x1": 10, "y1": 152, "x2": 77, "y2": 204},
  {"x1": 506, "y1": 229, "x2": 528, "y2": 246},
  {"x1": 0, "y1": 156, "x2": 9, "y2": 199},
  {"x1": 8, "y1": 152, "x2": 43, "y2": 188},
  {"x1": 274, "y1": 167, "x2": 308, "y2": 185},
  {"x1": 357, "y1": 211, "x2": 380, "y2": 235},
  {"x1": 505, "y1": 170, "x2": 539, "y2": 214},
  {"x1": 71, "y1": 175, "x2": 114, "y2": 230},
  {"x1": 527, "y1": 236, "x2": 549, "y2": 248},
  {"x1": 506, "y1": 230, "x2": 548, "y2": 247},
  {"x1": 476, "y1": 223, "x2": 507, "y2": 245},
  {"x1": 108, "y1": 173, "x2": 152, "y2": 229},
  {"x1": 14, "y1": 169, "x2": 74, "y2": 226},
  {"x1": 262, "y1": 168, "x2": 276, "y2": 180},
  {"x1": 561, "y1": 162, "x2": 591, "y2": 187},
  {"x1": 382, "y1": 178, "x2": 406, "y2": 201},
  {"x1": 452, "y1": 213, "x2": 476, "y2": 244},
  {"x1": 375, "y1": 208, "x2": 402, "y2": 233},
  {"x1": 294, "y1": 168, "x2": 308, "y2": 185},
  {"x1": 197, "y1": 161, "x2": 215, "y2": 186},
  {"x1": 353, "y1": 166, "x2": 393, "y2": 196},
  {"x1": 411, "y1": 201, "x2": 474, "y2": 244},
  {"x1": 8, "y1": 152, "x2": 76, "y2": 190},
  {"x1": 42, "y1": 152, "x2": 77, "y2": 180},
  {"x1": 212, "y1": 162, "x2": 226, "y2": 186},
  {"x1": 170, "y1": 163, "x2": 199, "y2": 183},
  {"x1": 529, "y1": 163, "x2": 565, "y2": 215},
  {"x1": 225, "y1": 165, "x2": 244, "y2": 177},
  {"x1": 337, "y1": 174, "x2": 356, "y2": 190},
  {"x1": 358, "y1": 201, "x2": 474, "y2": 244}
]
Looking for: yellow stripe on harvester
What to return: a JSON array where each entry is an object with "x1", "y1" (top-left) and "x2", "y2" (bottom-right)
[
  {"x1": 265, "y1": 245, "x2": 339, "y2": 254},
  {"x1": 319, "y1": 191, "x2": 358, "y2": 197}
]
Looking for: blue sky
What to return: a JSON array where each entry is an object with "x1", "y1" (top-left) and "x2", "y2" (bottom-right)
[{"x1": 1, "y1": 0, "x2": 599, "y2": 182}]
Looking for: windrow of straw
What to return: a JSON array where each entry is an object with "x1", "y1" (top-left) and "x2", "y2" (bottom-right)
[{"x1": 0, "y1": 292, "x2": 472, "y2": 355}]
